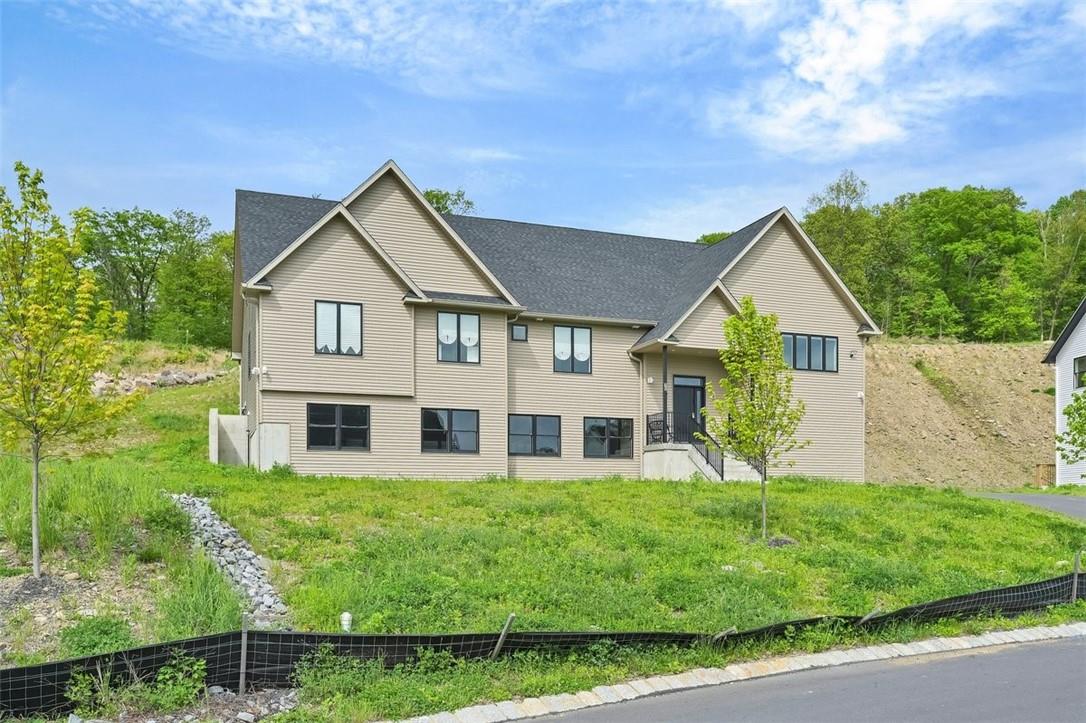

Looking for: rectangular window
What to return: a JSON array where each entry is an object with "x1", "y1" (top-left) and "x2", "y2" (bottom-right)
[
  {"x1": 314, "y1": 301, "x2": 362, "y2": 356},
  {"x1": 438, "y1": 312, "x2": 481, "y2": 363},
  {"x1": 782, "y1": 333, "x2": 838, "y2": 373},
  {"x1": 583, "y1": 417, "x2": 633, "y2": 458},
  {"x1": 510, "y1": 323, "x2": 528, "y2": 342},
  {"x1": 554, "y1": 325, "x2": 592, "y2": 374},
  {"x1": 307, "y1": 403, "x2": 369, "y2": 450},
  {"x1": 422, "y1": 408, "x2": 479, "y2": 453},
  {"x1": 1075, "y1": 356, "x2": 1086, "y2": 389},
  {"x1": 509, "y1": 414, "x2": 561, "y2": 456}
]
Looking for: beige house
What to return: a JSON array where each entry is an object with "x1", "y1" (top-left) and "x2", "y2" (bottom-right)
[{"x1": 218, "y1": 160, "x2": 880, "y2": 481}]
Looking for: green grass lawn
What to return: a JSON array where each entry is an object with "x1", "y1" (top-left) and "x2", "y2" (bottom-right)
[{"x1": 2, "y1": 371, "x2": 1085, "y2": 720}]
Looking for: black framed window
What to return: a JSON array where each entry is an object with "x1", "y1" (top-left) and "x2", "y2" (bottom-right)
[
  {"x1": 583, "y1": 417, "x2": 633, "y2": 458},
  {"x1": 315, "y1": 301, "x2": 362, "y2": 355},
  {"x1": 307, "y1": 403, "x2": 369, "y2": 450},
  {"x1": 510, "y1": 323, "x2": 528, "y2": 342},
  {"x1": 509, "y1": 414, "x2": 561, "y2": 456},
  {"x1": 1075, "y1": 356, "x2": 1086, "y2": 389},
  {"x1": 554, "y1": 325, "x2": 591, "y2": 373},
  {"x1": 422, "y1": 408, "x2": 479, "y2": 453},
  {"x1": 782, "y1": 333, "x2": 837, "y2": 373},
  {"x1": 437, "y1": 312, "x2": 481, "y2": 363}
]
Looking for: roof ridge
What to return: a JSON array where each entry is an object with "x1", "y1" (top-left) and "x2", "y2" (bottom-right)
[
  {"x1": 236, "y1": 189, "x2": 336, "y2": 202},
  {"x1": 446, "y1": 213, "x2": 698, "y2": 248}
]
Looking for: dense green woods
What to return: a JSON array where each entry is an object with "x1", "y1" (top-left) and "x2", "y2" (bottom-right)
[{"x1": 801, "y1": 171, "x2": 1085, "y2": 341}]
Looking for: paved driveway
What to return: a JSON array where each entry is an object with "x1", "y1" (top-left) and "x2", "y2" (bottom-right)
[
  {"x1": 978, "y1": 493, "x2": 1086, "y2": 521},
  {"x1": 538, "y1": 638, "x2": 1086, "y2": 723}
]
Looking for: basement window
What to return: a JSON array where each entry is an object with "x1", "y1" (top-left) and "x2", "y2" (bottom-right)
[{"x1": 307, "y1": 403, "x2": 369, "y2": 450}]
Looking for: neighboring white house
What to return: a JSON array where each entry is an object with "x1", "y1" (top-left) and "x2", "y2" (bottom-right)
[{"x1": 1044, "y1": 296, "x2": 1086, "y2": 485}]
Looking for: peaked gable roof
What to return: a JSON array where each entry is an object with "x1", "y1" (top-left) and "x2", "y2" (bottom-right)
[
  {"x1": 236, "y1": 190, "x2": 336, "y2": 282},
  {"x1": 1043, "y1": 296, "x2": 1086, "y2": 364}
]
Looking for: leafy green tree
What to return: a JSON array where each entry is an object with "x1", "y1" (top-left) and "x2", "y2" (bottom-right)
[
  {"x1": 696, "y1": 231, "x2": 732, "y2": 245},
  {"x1": 1057, "y1": 392, "x2": 1086, "y2": 475},
  {"x1": 802, "y1": 170, "x2": 878, "y2": 303},
  {"x1": 0, "y1": 163, "x2": 133, "y2": 577},
  {"x1": 700, "y1": 296, "x2": 808, "y2": 540},
  {"x1": 1037, "y1": 191, "x2": 1086, "y2": 340},
  {"x1": 152, "y1": 230, "x2": 233, "y2": 347},
  {"x1": 974, "y1": 266, "x2": 1038, "y2": 341},
  {"x1": 423, "y1": 187, "x2": 475, "y2": 215}
]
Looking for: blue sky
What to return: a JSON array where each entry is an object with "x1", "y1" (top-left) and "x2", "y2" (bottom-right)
[{"x1": 2, "y1": 0, "x2": 1084, "y2": 239}]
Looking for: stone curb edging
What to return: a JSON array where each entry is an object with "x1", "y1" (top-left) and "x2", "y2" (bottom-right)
[
  {"x1": 392, "y1": 622, "x2": 1086, "y2": 723},
  {"x1": 170, "y1": 493, "x2": 289, "y2": 628}
]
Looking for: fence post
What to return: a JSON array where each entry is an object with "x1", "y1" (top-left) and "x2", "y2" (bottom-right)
[
  {"x1": 239, "y1": 614, "x2": 249, "y2": 694},
  {"x1": 1072, "y1": 551, "x2": 1082, "y2": 604},
  {"x1": 490, "y1": 613, "x2": 516, "y2": 660}
]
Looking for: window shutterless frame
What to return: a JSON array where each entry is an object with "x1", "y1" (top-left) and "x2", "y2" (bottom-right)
[
  {"x1": 508, "y1": 414, "x2": 561, "y2": 456},
  {"x1": 781, "y1": 332, "x2": 838, "y2": 373},
  {"x1": 314, "y1": 300, "x2": 363, "y2": 356},
  {"x1": 437, "y1": 311, "x2": 482, "y2": 364},
  {"x1": 553, "y1": 325, "x2": 592, "y2": 374},
  {"x1": 582, "y1": 416, "x2": 634, "y2": 458},
  {"x1": 1074, "y1": 355, "x2": 1086, "y2": 389},
  {"x1": 510, "y1": 323, "x2": 528, "y2": 342},
  {"x1": 421, "y1": 408, "x2": 480, "y2": 453},
  {"x1": 306, "y1": 403, "x2": 370, "y2": 451}
]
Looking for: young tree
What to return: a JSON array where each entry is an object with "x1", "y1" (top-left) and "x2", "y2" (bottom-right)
[
  {"x1": 0, "y1": 163, "x2": 132, "y2": 577},
  {"x1": 1057, "y1": 392, "x2": 1086, "y2": 478},
  {"x1": 423, "y1": 187, "x2": 475, "y2": 215},
  {"x1": 700, "y1": 296, "x2": 808, "y2": 540}
]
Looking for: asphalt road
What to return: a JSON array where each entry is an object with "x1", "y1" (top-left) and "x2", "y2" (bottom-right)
[
  {"x1": 979, "y1": 493, "x2": 1086, "y2": 521},
  {"x1": 538, "y1": 638, "x2": 1086, "y2": 723}
]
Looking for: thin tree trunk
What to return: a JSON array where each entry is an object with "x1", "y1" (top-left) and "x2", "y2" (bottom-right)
[
  {"x1": 760, "y1": 461, "x2": 768, "y2": 540},
  {"x1": 31, "y1": 437, "x2": 41, "y2": 578}
]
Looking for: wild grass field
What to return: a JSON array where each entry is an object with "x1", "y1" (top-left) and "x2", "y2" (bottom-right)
[{"x1": 1, "y1": 347, "x2": 1084, "y2": 720}]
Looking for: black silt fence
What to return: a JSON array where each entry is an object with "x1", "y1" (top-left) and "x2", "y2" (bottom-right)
[{"x1": 3, "y1": 572, "x2": 1083, "y2": 718}]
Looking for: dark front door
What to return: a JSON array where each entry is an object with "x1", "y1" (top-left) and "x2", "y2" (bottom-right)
[{"x1": 673, "y1": 376, "x2": 706, "y2": 443}]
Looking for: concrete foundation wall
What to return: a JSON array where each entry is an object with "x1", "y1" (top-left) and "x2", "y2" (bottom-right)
[
  {"x1": 258, "y1": 422, "x2": 290, "y2": 471},
  {"x1": 209, "y1": 409, "x2": 249, "y2": 466}
]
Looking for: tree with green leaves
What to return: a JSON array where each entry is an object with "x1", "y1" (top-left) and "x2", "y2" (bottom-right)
[
  {"x1": 0, "y1": 163, "x2": 134, "y2": 577},
  {"x1": 1057, "y1": 392, "x2": 1086, "y2": 478},
  {"x1": 1036, "y1": 191, "x2": 1086, "y2": 340},
  {"x1": 423, "y1": 187, "x2": 475, "y2": 215},
  {"x1": 700, "y1": 296, "x2": 808, "y2": 540},
  {"x1": 802, "y1": 170, "x2": 878, "y2": 303},
  {"x1": 152, "y1": 229, "x2": 233, "y2": 347},
  {"x1": 696, "y1": 230, "x2": 732, "y2": 245}
]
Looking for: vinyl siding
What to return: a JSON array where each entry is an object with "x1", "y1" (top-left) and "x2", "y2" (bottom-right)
[
  {"x1": 642, "y1": 350, "x2": 726, "y2": 421},
  {"x1": 1055, "y1": 318, "x2": 1086, "y2": 484},
  {"x1": 507, "y1": 320, "x2": 644, "y2": 479},
  {"x1": 673, "y1": 291, "x2": 731, "y2": 349},
  {"x1": 723, "y1": 220, "x2": 867, "y2": 481},
  {"x1": 260, "y1": 215, "x2": 415, "y2": 396},
  {"x1": 346, "y1": 173, "x2": 500, "y2": 297},
  {"x1": 260, "y1": 308, "x2": 508, "y2": 479}
]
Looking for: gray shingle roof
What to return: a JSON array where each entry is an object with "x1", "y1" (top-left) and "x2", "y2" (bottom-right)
[
  {"x1": 236, "y1": 190, "x2": 337, "y2": 282},
  {"x1": 422, "y1": 290, "x2": 512, "y2": 307},
  {"x1": 235, "y1": 189, "x2": 782, "y2": 342}
]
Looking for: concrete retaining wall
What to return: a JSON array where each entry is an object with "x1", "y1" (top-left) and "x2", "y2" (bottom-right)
[{"x1": 209, "y1": 408, "x2": 250, "y2": 467}]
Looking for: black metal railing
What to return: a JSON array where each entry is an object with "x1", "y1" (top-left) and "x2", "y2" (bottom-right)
[{"x1": 646, "y1": 412, "x2": 728, "y2": 479}]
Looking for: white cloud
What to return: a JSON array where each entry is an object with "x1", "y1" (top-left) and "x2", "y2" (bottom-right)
[
  {"x1": 713, "y1": 0, "x2": 1066, "y2": 157},
  {"x1": 449, "y1": 147, "x2": 524, "y2": 163}
]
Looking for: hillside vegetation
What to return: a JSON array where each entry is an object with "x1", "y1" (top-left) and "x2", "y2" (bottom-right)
[{"x1": 866, "y1": 339, "x2": 1055, "y2": 488}]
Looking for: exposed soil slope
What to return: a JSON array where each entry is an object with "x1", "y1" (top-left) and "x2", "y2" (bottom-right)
[{"x1": 865, "y1": 340, "x2": 1055, "y2": 488}]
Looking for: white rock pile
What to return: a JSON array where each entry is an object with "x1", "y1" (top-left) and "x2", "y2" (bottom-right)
[
  {"x1": 170, "y1": 493, "x2": 288, "y2": 628},
  {"x1": 92, "y1": 368, "x2": 230, "y2": 397}
]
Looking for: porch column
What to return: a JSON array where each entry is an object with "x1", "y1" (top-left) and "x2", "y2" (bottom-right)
[{"x1": 661, "y1": 343, "x2": 669, "y2": 431}]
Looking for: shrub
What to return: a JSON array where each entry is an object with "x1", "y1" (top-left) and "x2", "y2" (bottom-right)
[{"x1": 60, "y1": 615, "x2": 138, "y2": 658}]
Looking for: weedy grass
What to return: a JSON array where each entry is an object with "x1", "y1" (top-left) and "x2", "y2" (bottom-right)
[{"x1": 1, "y1": 372, "x2": 1084, "y2": 721}]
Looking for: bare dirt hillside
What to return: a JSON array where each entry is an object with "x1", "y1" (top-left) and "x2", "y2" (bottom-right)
[{"x1": 866, "y1": 340, "x2": 1055, "y2": 488}]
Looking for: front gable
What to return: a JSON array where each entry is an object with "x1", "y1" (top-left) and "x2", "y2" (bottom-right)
[
  {"x1": 673, "y1": 287, "x2": 733, "y2": 349},
  {"x1": 260, "y1": 214, "x2": 416, "y2": 396},
  {"x1": 723, "y1": 218, "x2": 868, "y2": 334},
  {"x1": 345, "y1": 167, "x2": 508, "y2": 299}
]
